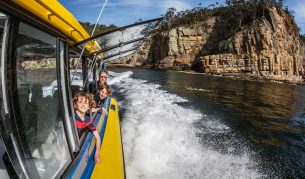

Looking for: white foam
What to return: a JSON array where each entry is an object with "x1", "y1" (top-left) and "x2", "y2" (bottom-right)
[
  {"x1": 108, "y1": 71, "x2": 133, "y2": 85},
  {"x1": 186, "y1": 87, "x2": 212, "y2": 92},
  {"x1": 109, "y1": 71, "x2": 261, "y2": 179},
  {"x1": 200, "y1": 115, "x2": 231, "y2": 134}
]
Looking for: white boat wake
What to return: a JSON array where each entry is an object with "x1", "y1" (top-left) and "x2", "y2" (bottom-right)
[{"x1": 109, "y1": 71, "x2": 261, "y2": 179}]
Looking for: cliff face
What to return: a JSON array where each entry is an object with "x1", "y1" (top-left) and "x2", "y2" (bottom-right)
[{"x1": 109, "y1": 7, "x2": 304, "y2": 83}]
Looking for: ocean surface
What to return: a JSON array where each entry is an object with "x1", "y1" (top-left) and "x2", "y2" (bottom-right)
[{"x1": 108, "y1": 68, "x2": 305, "y2": 179}]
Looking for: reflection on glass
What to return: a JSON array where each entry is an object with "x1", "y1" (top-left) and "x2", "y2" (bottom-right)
[
  {"x1": 0, "y1": 13, "x2": 7, "y2": 70},
  {"x1": 104, "y1": 50, "x2": 137, "y2": 62},
  {"x1": 77, "y1": 19, "x2": 161, "y2": 61},
  {"x1": 15, "y1": 22, "x2": 70, "y2": 178},
  {"x1": 69, "y1": 57, "x2": 95, "y2": 94},
  {"x1": 103, "y1": 41, "x2": 141, "y2": 58},
  {"x1": 94, "y1": 21, "x2": 159, "y2": 50}
]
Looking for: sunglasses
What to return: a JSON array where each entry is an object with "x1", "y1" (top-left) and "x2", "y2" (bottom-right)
[{"x1": 99, "y1": 76, "x2": 107, "y2": 79}]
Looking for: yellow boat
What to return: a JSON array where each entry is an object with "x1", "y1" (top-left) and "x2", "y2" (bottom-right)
[
  {"x1": 0, "y1": 1, "x2": 161, "y2": 178},
  {"x1": 0, "y1": 0, "x2": 124, "y2": 178}
]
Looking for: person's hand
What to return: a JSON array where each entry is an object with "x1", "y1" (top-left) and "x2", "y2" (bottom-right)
[
  {"x1": 92, "y1": 107, "x2": 101, "y2": 113},
  {"x1": 102, "y1": 107, "x2": 108, "y2": 115},
  {"x1": 94, "y1": 152, "x2": 100, "y2": 164}
]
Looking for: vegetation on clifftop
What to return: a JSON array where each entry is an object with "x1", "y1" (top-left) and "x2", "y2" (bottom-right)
[
  {"x1": 159, "y1": 0, "x2": 296, "y2": 36},
  {"x1": 79, "y1": 22, "x2": 118, "y2": 36}
]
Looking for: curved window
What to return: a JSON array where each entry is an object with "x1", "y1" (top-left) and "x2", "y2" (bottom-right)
[
  {"x1": 69, "y1": 56, "x2": 84, "y2": 95},
  {"x1": 13, "y1": 22, "x2": 71, "y2": 178},
  {"x1": 0, "y1": 13, "x2": 8, "y2": 113},
  {"x1": 0, "y1": 13, "x2": 6, "y2": 61},
  {"x1": 0, "y1": 12, "x2": 10, "y2": 179}
]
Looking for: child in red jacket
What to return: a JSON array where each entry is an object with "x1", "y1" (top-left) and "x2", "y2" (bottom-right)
[{"x1": 73, "y1": 92, "x2": 101, "y2": 164}]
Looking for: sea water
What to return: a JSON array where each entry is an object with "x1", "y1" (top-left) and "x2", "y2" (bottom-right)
[{"x1": 108, "y1": 68, "x2": 305, "y2": 179}]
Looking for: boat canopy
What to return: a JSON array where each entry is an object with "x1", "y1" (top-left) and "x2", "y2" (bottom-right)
[
  {"x1": 4, "y1": 0, "x2": 101, "y2": 53},
  {"x1": 75, "y1": 18, "x2": 163, "y2": 62},
  {"x1": 5, "y1": 1, "x2": 162, "y2": 61}
]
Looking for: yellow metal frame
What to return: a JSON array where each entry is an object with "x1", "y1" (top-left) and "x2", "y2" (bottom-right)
[
  {"x1": 91, "y1": 98, "x2": 125, "y2": 179},
  {"x1": 7, "y1": 0, "x2": 101, "y2": 53}
]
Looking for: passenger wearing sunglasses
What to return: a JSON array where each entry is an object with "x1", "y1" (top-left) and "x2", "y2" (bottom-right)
[{"x1": 89, "y1": 70, "x2": 108, "y2": 94}]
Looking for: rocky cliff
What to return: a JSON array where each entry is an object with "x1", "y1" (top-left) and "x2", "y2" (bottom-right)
[{"x1": 109, "y1": 6, "x2": 305, "y2": 83}]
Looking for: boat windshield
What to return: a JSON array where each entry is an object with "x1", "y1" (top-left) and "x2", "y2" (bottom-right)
[{"x1": 76, "y1": 18, "x2": 162, "y2": 62}]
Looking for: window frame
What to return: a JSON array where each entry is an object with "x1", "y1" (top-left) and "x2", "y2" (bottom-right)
[
  {"x1": 59, "y1": 39, "x2": 80, "y2": 154},
  {"x1": 0, "y1": 13, "x2": 30, "y2": 179},
  {"x1": 0, "y1": 4, "x2": 81, "y2": 178},
  {"x1": 5, "y1": 17, "x2": 42, "y2": 179}
]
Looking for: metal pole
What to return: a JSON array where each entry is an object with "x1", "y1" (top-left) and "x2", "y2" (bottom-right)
[{"x1": 70, "y1": 0, "x2": 108, "y2": 86}]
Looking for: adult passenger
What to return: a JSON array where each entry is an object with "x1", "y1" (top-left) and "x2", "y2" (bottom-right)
[{"x1": 89, "y1": 70, "x2": 108, "y2": 94}]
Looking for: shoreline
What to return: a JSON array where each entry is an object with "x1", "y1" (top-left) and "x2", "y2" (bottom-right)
[
  {"x1": 176, "y1": 70, "x2": 305, "y2": 85},
  {"x1": 109, "y1": 65, "x2": 305, "y2": 85}
]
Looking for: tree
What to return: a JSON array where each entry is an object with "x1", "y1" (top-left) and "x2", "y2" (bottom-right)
[
  {"x1": 277, "y1": 0, "x2": 284, "y2": 7},
  {"x1": 225, "y1": 0, "x2": 246, "y2": 6},
  {"x1": 164, "y1": 7, "x2": 177, "y2": 30},
  {"x1": 136, "y1": 18, "x2": 143, "y2": 23},
  {"x1": 79, "y1": 22, "x2": 118, "y2": 36},
  {"x1": 165, "y1": 7, "x2": 177, "y2": 21}
]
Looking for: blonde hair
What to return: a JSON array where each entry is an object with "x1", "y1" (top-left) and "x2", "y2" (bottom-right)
[{"x1": 73, "y1": 92, "x2": 96, "y2": 109}]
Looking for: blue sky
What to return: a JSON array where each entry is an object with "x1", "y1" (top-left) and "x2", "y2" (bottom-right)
[{"x1": 59, "y1": 0, "x2": 305, "y2": 34}]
